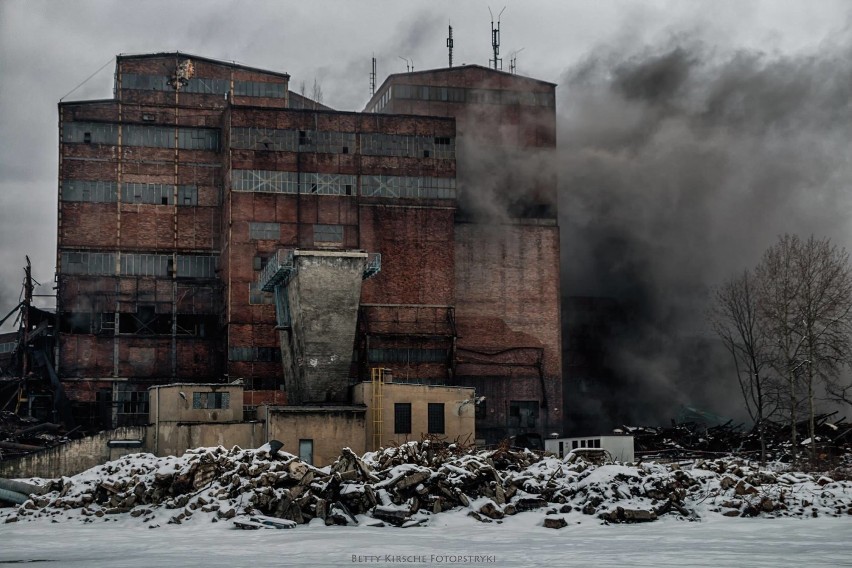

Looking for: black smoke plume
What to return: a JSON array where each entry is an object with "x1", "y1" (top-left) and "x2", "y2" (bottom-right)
[{"x1": 558, "y1": 36, "x2": 852, "y2": 432}]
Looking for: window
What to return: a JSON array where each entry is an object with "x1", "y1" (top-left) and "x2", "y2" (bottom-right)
[
  {"x1": 368, "y1": 348, "x2": 448, "y2": 363},
  {"x1": 427, "y1": 403, "x2": 445, "y2": 434},
  {"x1": 61, "y1": 251, "x2": 115, "y2": 275},
  {"x1": 249, "y1": 222, "x2": 280, "y2": 241},
  {"x1": 361, "y1": 175, "x2": 456, "y2": 199},
  {"x1": 232, "y1": 169, "x2": 298, "y2": 194},
  {"x1": 234, "y1": 80, "x2": 286, "y2": 98},
  {"x1": 509, "y1": 400, "x2": 539, "y2": 428},
  {"x1": 228, "y1": 346, "x2": 280, "y2": 362},
  {"x1": 313, "y1": 224, "x2": 343, "y2": 244},
  {"x1": 120, "y1": 254, "x2": 170, "y2": 277},
  {"x1": 192, "y1": 391, "x2": 230, "y2": 409},
  {"x1": 0, "y1": 342, "x2": 17, "y2": 354},
  {"x1": 176, "y1": 255, "x2": 217, "y2": 278},
  {"x1": 394, "y1": 403, "x2": 412, "y2": 434},
  {"x1": 299, "y1": 173, "x2": 356, "y2": 196},
  {"x1": 299, "y1": 439, "x2": 313, "y2": 465},
  {"x1": 249, "y1": 282, "x2": 274, "y2": 305},
  {"x1": 231, "y1": 127, "x2": 297, "y2": 151},
  {"x1": 62, "y1": 180, "x2": 117, "y2": 203}
]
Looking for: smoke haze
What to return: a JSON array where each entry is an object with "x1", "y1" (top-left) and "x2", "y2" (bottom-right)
[{"x1": 558, "y1": 34, "x2": 852, "y2": 430}]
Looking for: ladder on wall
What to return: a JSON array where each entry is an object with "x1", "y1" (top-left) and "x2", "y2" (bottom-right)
[{"x1": 370, "y1": 367, "x2": 388, "y2": 450}]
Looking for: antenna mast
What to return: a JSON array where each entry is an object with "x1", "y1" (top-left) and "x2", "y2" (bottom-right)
[
  {"x1": 447, "y1": 23, "x2": 454, "y2": 68},
  {"x1": 398, "y1": 56, "x2": 412, "y2": 73},
  {"x1": 510, "y1": 48, "x2": 524, "y2": 74},
  {"x1": 489, "y1": 7, "x2": 505, "y2": 70},
  {"x1": 370, "y1": 56, "x2": 377, "y2": 96}
]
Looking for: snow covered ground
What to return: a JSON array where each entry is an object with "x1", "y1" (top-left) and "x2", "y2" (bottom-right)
[{"x1": 1, "y1": 511, "x2": 850, "y2": 567}]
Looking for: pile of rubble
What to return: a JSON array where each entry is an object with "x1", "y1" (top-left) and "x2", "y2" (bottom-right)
[
  {"x1": 625, "y1": 412, "x2": 852, "y2": 462},
  {"x1": 2, "y1": 440, "x2": 851, "y2": 529},
  {"x1": 0, "y1": 411, "x2": 67, "y2": 459}
]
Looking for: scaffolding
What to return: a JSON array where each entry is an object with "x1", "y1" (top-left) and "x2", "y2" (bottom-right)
[{"x1": 371, "y1": 367, "x2": 390, "y2": 449}]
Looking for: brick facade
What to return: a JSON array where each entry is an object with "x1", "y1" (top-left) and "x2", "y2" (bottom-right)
[{"x1": 57, "y1": 53, "x2": 562, "y2": 442}]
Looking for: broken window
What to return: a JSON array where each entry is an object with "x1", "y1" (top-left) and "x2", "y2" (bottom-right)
[
  {"x1": 394, "y1": 403, "x2": 412, "y2": 434},
  {"x1": 299, "y1": 173, "x2": 357, "y2": 196},
  {"x1": 232, "y1": 169, "x2": 298, "y2": 194},
  {"x1": 228, "y1": 346, "x2": 280, "y2": 362},
  {"x1": 231, "y1": 127, "x2": 298, "y2": 151},
  {"x1": 508, "y1": 401, "x2": 539, "y2": 429},
  {"x1": 427, "y1": 403, "x2": 445, "y2": 434},
  {"x1": 248, "y1": 222, "x2": 280, "y2": 241},
  {"x1": 295, "y1": 130, "x2": 355, "y2": 154},
  {"x1": 248, "y1": 282, "x2": 274, "y2": 305},
  {"x1": 118, "y1": 306, "x2": 170, "y2": 335},
  {"x1": 360, "y1": 175, "x2": 456, "y2": 199},
  {"x1": 192, "y1": 391, "x2": 230, "y2": 410}
]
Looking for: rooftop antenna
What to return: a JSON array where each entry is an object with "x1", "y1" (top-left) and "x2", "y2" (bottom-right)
[
  {"x1": 398, "y1": 56, "x2": 413, "y2": 73},
  {"x1": 370, "y1": 55, "x2": 377, "y2": 96},
  {"x1": 510, "y1": 47, "x2": 524, "y2": 74},
  {"x1": 447, "y1": 22, "x2": 454, "y2": 68},
  {"x1": 489, "y1": 6, "x2": 505, "y2": 70}
]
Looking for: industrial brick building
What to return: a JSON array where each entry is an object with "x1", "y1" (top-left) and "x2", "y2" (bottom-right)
[{"x1": 54, "y1": 52, "x2": 561, "y2": 445}]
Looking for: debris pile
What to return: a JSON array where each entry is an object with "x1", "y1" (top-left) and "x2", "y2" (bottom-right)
[
  {"x1": 2, "y1": 441, "x2": 851, "y2": 529},
  {"x1": 0, "y1": 411, "x2": 67, "y2": 459},
  {"x1": 625, "y1": 413, "x2": 852, "y2": 462}
]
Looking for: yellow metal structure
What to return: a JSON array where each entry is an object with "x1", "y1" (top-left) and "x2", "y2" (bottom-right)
[{"x1": 371, "y1": 367, "x2": 389, "y2": 449}]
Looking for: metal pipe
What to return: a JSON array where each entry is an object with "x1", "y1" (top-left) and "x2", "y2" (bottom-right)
[
  {"x1": 0, "y1": 478, "x2": 48, "y2": 496},
  {"x1": 0, "y1": 487, "x2": 29, "y2": 505}
]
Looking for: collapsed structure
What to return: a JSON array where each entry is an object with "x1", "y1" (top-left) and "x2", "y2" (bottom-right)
[{"x1": 6, "y1": 51, "x2": 561, "y2": 459}]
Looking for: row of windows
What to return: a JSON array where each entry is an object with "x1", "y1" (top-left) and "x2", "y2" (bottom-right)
[
  {"x1": 228, "y1": 346, "x2": 280, "y2": 362},
  {"x1": 394, "y1": 402, "x2": 445, "y2": 434},
  {"x1": 368, "y1": 348, "x2": 449, "y2": 363},
  {"x1": 121, "y1": 72, "x2": 285, "y2": 98},
  {"x1": 385, "y1": 84, "x2": 555, "y2": 108},
  {"x1": 62, "y1": 181, "x2": 199, "y2": 205},
  {"x1": 0, "y1": 341, "x2": 17, "y2": 354},
  {"x1": 230, "y1": 127, "x2": 455, "y2": 159},
  {"x1": 61, "y1": 252, "x2": 217, "y2": 278},
  {"x1": 361, "y1": 175, "x2": 456, "y2": 199},
  {"x1": 248, "y1": 223, "x2": 343, "y2": 245},
  {"x1": 232, "y1": 170, "x2": 455, "y2": 199},
  {"x1": 63, "y1": 122, "x2": 220, "y2": 151}
]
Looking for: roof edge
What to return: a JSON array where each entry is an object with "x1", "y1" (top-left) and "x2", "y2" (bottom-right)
[{"x1": 117, "y1": 51, "x2": 290, "y2": 79}]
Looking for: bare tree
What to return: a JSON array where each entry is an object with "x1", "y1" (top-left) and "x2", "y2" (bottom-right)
[
  {"x1": 754, "y1": 234, "x2": 852, "y2": 465},
  {"x1": 793, "y1": 236, "x2": 852, "y2": 462},
  {"x1": 311, "y1": 78, "x2": 324, "y2": 109},
  {"x1": 710, "y1": 269, "x2": 779, "y2": 462},
  {"x1": 755, "y1": 234, "x2": 806, "y2": 462}
]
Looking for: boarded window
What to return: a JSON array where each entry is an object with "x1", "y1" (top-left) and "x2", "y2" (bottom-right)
[
  {"x1": 394, "y1": 403, "x2": 412, "y2": 434},
  {"x1": 427, "y1": 403, "x2": 445, "y2": 434},
  {"x1": 313, "y1": 224, "x2": 343, "y2": 244},
  {"x1": 248, "y1": 222, "x2": 280, "y2": 240}
]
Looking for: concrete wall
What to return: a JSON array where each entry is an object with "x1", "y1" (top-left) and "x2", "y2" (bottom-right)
[
  {"x1": 149, "y1": 384, "x2": 244, "y2": 423},
  {"x1": 283, "y1": 251, "x2": 366, "y2": 404},
  {"x1": 260, "y1": 405, "x2": 366, "y2": 467},
  {"x1": 151, "y1": 421, "x2": 263, "y2": 457},
  {"x1": 351, "y1": 382, "x2": 476, "y2": 451},
  {"x1": 0, "y1": 426, "x2": 147, "y2": 479}
]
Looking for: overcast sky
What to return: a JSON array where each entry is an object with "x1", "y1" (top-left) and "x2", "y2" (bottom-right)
[{"x1": 0, "y1": 0, "x2": 850, "y2": 326}]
